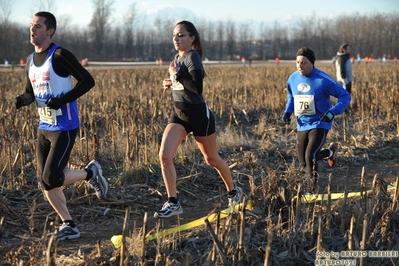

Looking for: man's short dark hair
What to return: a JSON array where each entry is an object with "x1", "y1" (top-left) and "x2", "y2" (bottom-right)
[{"x1": 35, "y1": 11, "x2": 57, "y2": 36}]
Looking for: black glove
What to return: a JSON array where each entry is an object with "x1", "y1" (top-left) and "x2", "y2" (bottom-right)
[
  {"x1": 15, "y1": 96, "x2": 23, "y2": 109},
  {"x1": 45, "y1": 97, "x2": 64, "y2": 110},
  {"x1": 282, "y1": 112, "x2": 291, "y2": 124},
  {"x1": 320, "y1": 111, "x2": 334, "y2": 122}
]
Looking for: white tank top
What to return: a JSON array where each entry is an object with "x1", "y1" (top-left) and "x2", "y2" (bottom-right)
[{"x1": 29, "y1": 45, "x2": 79, "y2": 130}]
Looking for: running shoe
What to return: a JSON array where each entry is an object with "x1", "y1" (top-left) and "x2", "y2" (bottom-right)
[
  {"x1": 228, "y1": 186, "x2": 244, "y2": 208},
  {"x1": 85, "y1": 160, "x2": 108, "y2": 198},
  {"x1": 327, "y1": 142, "x2": 338, "y2": 167},
  {"x1": 48, "y1": 222, "x2": 80, "y2": 240},
  {"x1": 154, "y1": 201, "x2": 183, "y2": 218}
]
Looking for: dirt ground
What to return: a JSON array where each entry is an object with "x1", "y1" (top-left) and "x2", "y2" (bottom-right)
[
  {"x1": 1, "y1": 93, "x2": 399, "y2": 265},
  {"x1": 1, "y1": 134, "x2": 398, "y2": 265}
]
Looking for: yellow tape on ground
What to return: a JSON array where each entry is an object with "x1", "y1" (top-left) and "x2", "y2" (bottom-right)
[
  {"x1": 145, "y1": 200, "x2": 254, "y2": 242},
  {"x1": 112, "y1": 181, "x2": 397, "y2": 247},
  {"x1": 297, "y1": 183, "x2": 396, "y2": 203}
]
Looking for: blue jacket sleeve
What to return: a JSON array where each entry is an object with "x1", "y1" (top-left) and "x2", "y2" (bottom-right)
[
  {"x1": 284, "y1": 80, "x2": 295, "y2": 115},
  {"x1": 328, "y1": 82, "x2": 351, "y2": 115}
]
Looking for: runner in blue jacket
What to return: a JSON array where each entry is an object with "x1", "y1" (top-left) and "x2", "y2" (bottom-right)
[{"x1": 282, "y1": 47, "x2": 351, "y2": 190}]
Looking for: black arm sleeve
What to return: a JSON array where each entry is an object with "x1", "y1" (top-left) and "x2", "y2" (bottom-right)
[
  {"x1": 176, "y1": 69, "x2": 203, "y2": 95},
  {"x1": 53, "y1": 48, "x2": 95, "y2": 103},
  {"x1": 18, "y1": 55, "x2": 36, "y2": 106}
]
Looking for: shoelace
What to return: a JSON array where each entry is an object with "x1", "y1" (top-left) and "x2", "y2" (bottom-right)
[
  {"x1": 229, "y1": 192, "x2": 238, "y2": 199},
  {"x1": 162, "y1": 202, "x2": 179, "y2": 210},
  {"x1": 89, "y1": 177, "x2": 101, "y2": 191},
  {"x1": 59, "y1": 223, "x2": 69, "y2": 231},
  {"x1": 229, "y1": 191, "x2": 242, "y2": 205}
]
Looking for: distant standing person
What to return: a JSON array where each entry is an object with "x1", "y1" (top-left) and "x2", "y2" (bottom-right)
[
  {"x1": 241, "y1": 57, "x2": 246, "y2": 67},
  {"x1": 282, "y1": 47, "x2": 351, "y2": 190},
  {"x1": 335, "y1": 43, "x2": 353, "y2": 94},
  {"x1": 14, "y1": 11, "x2": 108, "y2": 240},
  {"x1": 155, "y1": 20, "x2": 243, "y2": 218}
]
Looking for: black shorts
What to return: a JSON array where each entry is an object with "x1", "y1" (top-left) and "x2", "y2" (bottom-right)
[
  {"x1": 36, "y1": 128, "x2": 78, "y2": 190},
  {"x1": 169, "y1": 103, "x2": 215, "y2": 136}
]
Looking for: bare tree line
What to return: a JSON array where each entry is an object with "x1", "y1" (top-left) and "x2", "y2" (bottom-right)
[{"x1": 1, "y1": 0, "x2": 398, "y2": 64}]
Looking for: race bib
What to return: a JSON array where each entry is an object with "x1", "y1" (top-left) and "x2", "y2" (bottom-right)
[
  {"x1": 294, "y1": 95, "x2": 316, "y2": 116},
  {"x1": 38, "y1": 102, "x2": 62, "y2": 125},
  {"x1": 169, "y1": 75, "x2": 183, "y2": 90},
  {"x1": 171, "y1": 81, "x2": 184, "y2": 91}
]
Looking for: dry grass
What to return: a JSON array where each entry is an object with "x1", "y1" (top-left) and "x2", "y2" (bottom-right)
[{"x1": 0, "y1": 62, "x2": 399, "y2": 265}]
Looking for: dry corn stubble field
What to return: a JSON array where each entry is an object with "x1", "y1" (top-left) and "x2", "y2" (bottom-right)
[{"x1": 0, "y1": 62, "x2": 399, "y2": 265}]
